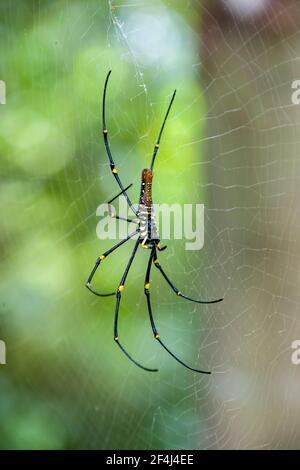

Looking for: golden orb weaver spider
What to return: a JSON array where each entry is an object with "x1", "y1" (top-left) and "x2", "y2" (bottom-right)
[{"x1": 86, "y1": 71, "x2": 223, "y2": 373}]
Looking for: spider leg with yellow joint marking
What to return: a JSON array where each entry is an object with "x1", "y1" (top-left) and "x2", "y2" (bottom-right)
[
  {"x1": 102, "y1": 71, "x2": 137, "y2": 216},
  {"x1": 113, "y1": 239, "x2": 158, "y2": 372},
  {"x1": 86, "y1": 230, "x2": 138, "y2": 297},
  {"x1": 144, "y1": 248, "x2": 211, "y2": 374}
]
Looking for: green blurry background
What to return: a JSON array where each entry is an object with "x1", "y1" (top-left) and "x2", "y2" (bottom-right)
[{"x1": 1, "y1": 0, "x2": 300, "y2": 450}]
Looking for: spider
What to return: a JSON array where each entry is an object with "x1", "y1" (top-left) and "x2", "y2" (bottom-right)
[{"x1": 86, "y1": 71, "x2": 223, "y2": 374}]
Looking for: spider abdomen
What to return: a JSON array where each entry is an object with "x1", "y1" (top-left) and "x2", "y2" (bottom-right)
[{"x1": 138, "y1": 169, "x2": 159, "y2": 247}]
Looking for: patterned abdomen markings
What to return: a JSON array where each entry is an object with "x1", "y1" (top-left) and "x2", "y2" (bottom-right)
[{"x1": 138, "y1": 169, "x2": 159, "y2": 246}]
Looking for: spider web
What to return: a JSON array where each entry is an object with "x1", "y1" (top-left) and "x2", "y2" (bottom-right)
[{"x1": 1, "y1": 0, "x2": 300, "y2": 450}]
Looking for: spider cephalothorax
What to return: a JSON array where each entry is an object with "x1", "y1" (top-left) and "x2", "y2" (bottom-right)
[{"x1": 86, "y1": 70, "x2": 223, "y2": 374}]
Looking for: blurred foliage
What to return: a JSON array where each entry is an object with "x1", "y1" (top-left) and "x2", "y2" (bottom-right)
[{"x1": 0, "y1": 0, "x2": 214, "y2": 449}]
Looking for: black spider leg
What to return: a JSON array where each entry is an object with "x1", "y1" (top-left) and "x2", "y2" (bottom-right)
[
  {"x1": 150, "y1": 89, "x2": 176, "y2": 171},
  {"x1": 114, "y1": 239, "x2": 158, "y2": 372},
  {"x1": 152, "y1": 250, "x2": 223, "y2": 304},
  {"x1": 107, "y1": 184, "x2": 138, "y2": 225},
  {"x1": 103, "y1": 71, "x2": 137, "y2": 216},
  {"x1": 86, "y1": 230, "x2": 138, "y2": 297},
  {"x1": 144, "y1": 249, "x2": 211, "y2": 374}
]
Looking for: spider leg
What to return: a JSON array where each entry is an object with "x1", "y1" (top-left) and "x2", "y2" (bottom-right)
[
  {"x1": 152, "y1": 249, "x2": 223, "y2": 304},
  {"x1": 108, "y1": 210, "x2": 138, "y2": 225},
  {"x1": 108, "y1": 203, "x2": 139, "y2": 225},
  {"x1": 150, "y1": 89, "x2": 176, "y2": 171},
  {"x1": 86, "y1": 230, "x2": 138, "y2": 297},
  {"x1": 107, "y1": 183, "x2": 138, "y2": 224},
  {"x1": 108, "y1": 203, "x2": 138, "y2": 225},
  {"x1": 102, "y1": 71, "x2": 137, "y2": 216},
  {"x1": 156, "y1": 243, "x2": 167, "y2": 252},
  {"x1": 107, "y1": 184, "x2": 134, "y2": 205},
  {"x1": 114, "y1": 239, "x2": 158, "y2": 372},
  {"x1": 144, "y1": 249, "x2": 211, "y2": 374}
]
